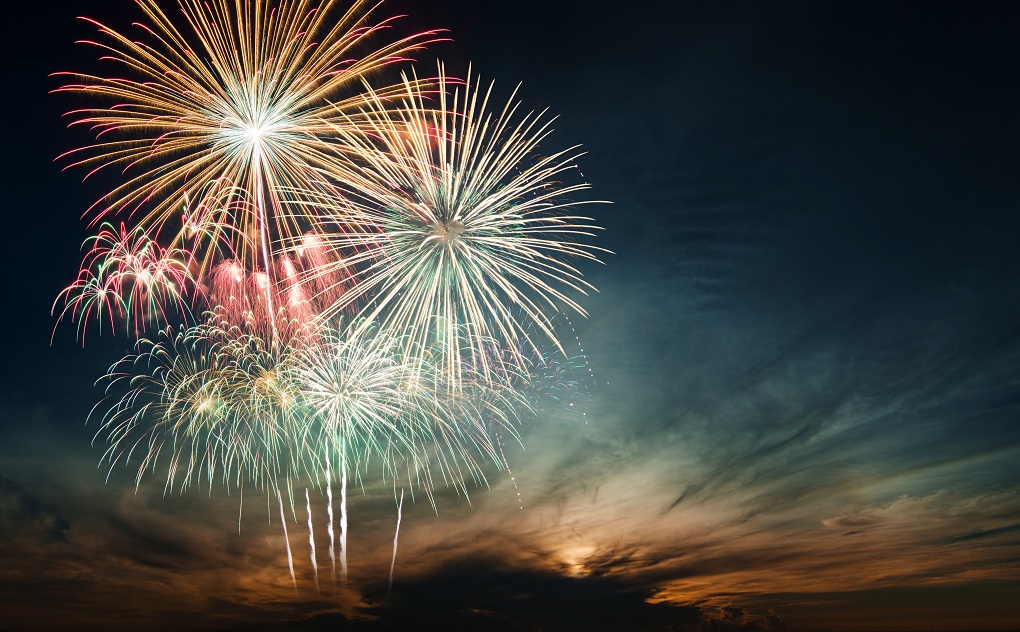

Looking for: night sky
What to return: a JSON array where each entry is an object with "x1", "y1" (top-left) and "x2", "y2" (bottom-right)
[{"x1": 3, "y1": 1, "x2": 1020, "y2": 630}]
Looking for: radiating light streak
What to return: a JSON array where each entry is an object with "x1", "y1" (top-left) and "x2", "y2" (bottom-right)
[{"x1": 288, "y1": 66, "x2": 609, "y2": 386}]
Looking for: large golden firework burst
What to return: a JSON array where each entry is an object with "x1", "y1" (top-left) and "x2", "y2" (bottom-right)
[{"x1": 56, "y1": 0, "x2": 440, "y2": 284}]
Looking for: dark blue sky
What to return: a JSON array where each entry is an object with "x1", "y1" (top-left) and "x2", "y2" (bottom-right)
[{"x1": 2, "y1": 1, "x2": 1019, "y2": 630}]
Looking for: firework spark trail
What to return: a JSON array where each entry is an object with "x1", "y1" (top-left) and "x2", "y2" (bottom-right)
[
  {"x1": 564, "y1": 313, "x2": 598, "y2": 424},
  {"x1": 496, "y1": 436, "x2": 523, "y2": 510},
  {"x1": 388, "y1": 487, "x2": 404, "y2": 597},
  {"x1": 326, "y1": 463, "x2": 336, "y2": 583},
  {"x1": 252, "y1": 153, "x2": 279, "y2": 340},
  {"x1": 305, "y1": 488, "x2": 319, "y2": 593},
  {"x1": 278, "y1": 490, "x2": 297, "y2": 593}
]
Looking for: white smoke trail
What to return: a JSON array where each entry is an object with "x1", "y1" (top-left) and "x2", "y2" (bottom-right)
[
  {"x1": 388, "y1": 488, "x2": 404, "y2": 597},
  {"x1": 326, "y1": 463, "x2": 336, "y2": 583},
  {"x1": 305, "y1": 488, "x2": 319, "y2": 594},
  {"x1": 277, "y1": 490, "x2": 296, "y2": 593}
]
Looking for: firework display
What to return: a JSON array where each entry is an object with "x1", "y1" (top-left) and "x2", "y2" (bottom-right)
[
  {"x1": 55, "y1": 0, "x2": 439, "y2": 286},
  {"x1": 53, "y1": 0, "x2": 604, "y2": 591},
  {"x1": 54, "y1": 222, "x2": 196, "y2": 340},
  {"x1": 292, "y1": 68, "x2": 609, "y2": 384}
]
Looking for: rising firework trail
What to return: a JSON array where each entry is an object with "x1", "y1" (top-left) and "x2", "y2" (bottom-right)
[
  {"x1": 278, "y1": 490, "x2": 297, "y2": 593},
  {"x1": 340, "y1": 453, "x2": 349, "y2": 585},
  {"x1": 388, "y1": 487, "x2": 404, "y2": 596},
  {"x1": 326, "y1": 463, "x2": 336, "y2": 583},
  {"x1": 305, "y1": 488, "x2": 320, "y2": 593}
]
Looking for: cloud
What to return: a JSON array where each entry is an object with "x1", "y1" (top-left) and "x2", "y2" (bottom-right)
[
  {"x1": 0, "y1": 474, "x2": 71, "y2": 544},
  {"x1": 948, "y1": 522, "x2": 1020, "y2": 543},
  {"x1": 821, "y1": 514, "x2": 878, "y2": 529}
]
